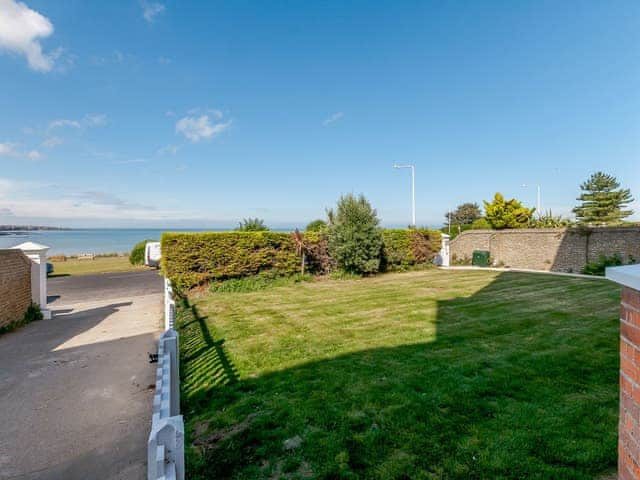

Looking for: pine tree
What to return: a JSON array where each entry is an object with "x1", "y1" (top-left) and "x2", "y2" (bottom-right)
[
  {"x1": 573, "y1": 172, "x2": 634, "y2": 225},
  {"x1": 444, "y1": 202, "x2": 482, "y2": 226}
]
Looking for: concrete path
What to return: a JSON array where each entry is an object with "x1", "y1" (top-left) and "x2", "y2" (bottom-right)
[{"x1": 0, "y1": 270, "x2": 164, "y2": 480}]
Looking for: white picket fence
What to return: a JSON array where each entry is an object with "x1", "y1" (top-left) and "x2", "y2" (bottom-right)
[{"x1": 148, "y1": 279, "x2": 184, "y2": 480}]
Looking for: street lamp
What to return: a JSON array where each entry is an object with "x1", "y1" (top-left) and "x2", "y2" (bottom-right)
[
  {"x1": 393, "y1": 164, "x2": 416, "y2": 227},
  {"x1": 521, "y1": 183, "x2": 541, "y2": 214}
]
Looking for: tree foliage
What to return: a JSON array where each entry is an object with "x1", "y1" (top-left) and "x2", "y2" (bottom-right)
[
  {"x1": 236, "y1": 218, "x2": 269, "y2": 232},
  {"x1": 327, "y1": 194, "x2": 383, "y2": 274},
  {"x1": 305, "y1": 219, "x2": 327, "y2": 232},
  {"x1": 483, "y1": 193, "x2": 535, "y2": 229},
  {"x1": 445, "y1": 202, "x2": 482, "y2": 226},
  {"x1": 573, "y1": 171, "x2": 634, "y2": 225},
  {"x1": 528, "y1": 210, "x2": 573, "y2": 228}
]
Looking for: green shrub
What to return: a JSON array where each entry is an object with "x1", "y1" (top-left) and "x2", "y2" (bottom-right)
[
  {"x1": 305, "y1": 219, "x2": 327, "y2": 232},
  {"x1": 381, "y1": 229, "x2": 441, "y2": 271},
  {"x1": 327, "y1": 194, "x2": 384, "y2": 274},
  {"x1": 581, "y1": 254, "x2": 624, "y2": 276},
  {"x1": 161, "y1": 231, "x2": 299, "y2": 289},
  {"x1": 210, "y1": 273, "x2": 313, "y2": 293},
  {"x1": 129, "y1": 239, "x2": 156, "y2": 265},
  {"x1": 470, "y1": 217, "x2": 492, "y2": 229},
  {"x1": 236, "y1": 218, "x2": 269, "y2": 231}
]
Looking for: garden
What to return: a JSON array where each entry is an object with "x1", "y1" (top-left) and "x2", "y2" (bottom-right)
[{"x1": 160, "y1": 194, "x2": 622, "y2": 479}]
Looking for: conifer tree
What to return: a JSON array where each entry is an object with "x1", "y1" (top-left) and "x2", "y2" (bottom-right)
[{"x1": 573, "y1": 172, "x2": 634, "y2": 225}]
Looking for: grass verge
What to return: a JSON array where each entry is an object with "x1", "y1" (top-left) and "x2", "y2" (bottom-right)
[
  {"x1": 49, "y1": 256, "x2": 150, "y2": 276},
  {"x1": 178, "y1": 269, "x2": 620, "y2": 479}
]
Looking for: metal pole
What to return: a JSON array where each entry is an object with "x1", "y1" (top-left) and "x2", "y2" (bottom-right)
[
  {"x1": 411, "y1": 165, "x2": 416, "y2": 227},
  {"x1": 537, "y1": 185, "x2": 541, "y2": 213}
]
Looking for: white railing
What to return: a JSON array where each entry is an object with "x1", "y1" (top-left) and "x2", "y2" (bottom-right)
[{"x1": 148, "y1": 279, "x2": 184, "y2": 480}]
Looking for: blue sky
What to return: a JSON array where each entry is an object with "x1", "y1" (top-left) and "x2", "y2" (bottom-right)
[{"x1": 1, "y1": 0, "x2": 638, "y2": 228}]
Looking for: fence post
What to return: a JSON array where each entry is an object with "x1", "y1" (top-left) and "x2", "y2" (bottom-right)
[{"x1": 12, "y1": 242, "x2": 52, "y2": 319}]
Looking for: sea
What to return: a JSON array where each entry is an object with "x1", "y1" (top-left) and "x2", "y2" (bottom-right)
[{"x1": 0, "y1": 228, "x2": 227, "y2": 256}]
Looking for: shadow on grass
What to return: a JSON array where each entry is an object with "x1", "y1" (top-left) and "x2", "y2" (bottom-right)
[{"x1": 178, "y1": 272, "x2": 621, "y2": 480}]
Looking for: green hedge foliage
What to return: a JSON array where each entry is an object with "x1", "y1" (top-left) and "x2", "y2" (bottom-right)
[
  {"x1": 162, "y1": 232, "x2": 300, "y2": 289},
  {"x1": 381, "y1": 229, "x2": 442, "y2": 271},
  {"x1": 162, "y1": 229, "x2": 442, "y2": 289}
]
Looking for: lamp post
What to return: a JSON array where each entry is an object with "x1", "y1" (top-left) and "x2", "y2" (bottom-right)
[
  {"x1": 393, "y1": 164, "x2": 416, "y2": 227},
  {"x1": 521, "y1": 183, "x2": 541, "y2": 214}
]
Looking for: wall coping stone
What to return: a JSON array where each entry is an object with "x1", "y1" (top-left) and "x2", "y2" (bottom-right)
[{"x1": 606, "y1": 264, "x2": 640, "y2": 291}]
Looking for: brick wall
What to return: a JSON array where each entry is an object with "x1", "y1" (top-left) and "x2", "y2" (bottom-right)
[
  {"x1": 0, "y1": 249, "x2": 32, "y2": 329},
  {"x1": 620, "y1": 286, "x2": 640, "y2": 479},
  {"x1": 450, "y1": 227, "x2": 640, "y2": 273}
]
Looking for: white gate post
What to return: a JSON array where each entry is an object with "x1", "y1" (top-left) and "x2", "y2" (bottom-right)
[
  {"x1": 440, "y1": 234, "x2": 450, "y2": 267},
  {"x1": 13, "y1": 242, "x2": 51, "y2": 319}
]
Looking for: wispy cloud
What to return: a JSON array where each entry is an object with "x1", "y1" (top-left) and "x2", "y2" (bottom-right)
[
  {"x1": 0, "y1": 0, "x2": 56, "y2": 72},
  {"x1": 48, "y1": 113, "x2": 107, "y2": 131},
  {"x1": 140, "y1": 1, "x2": 165, "y2": 23},
  {"x1": 323, "y1": 112, "x2": 344, "y2": 126},
  {"x1": 157, "y1": 144, "x2": 179, "y2": 156},
  {"x1": 158, "y1": 56, "x2": 172, "y2": 65},
  {"x1": 43, "y1": 136, "x2": 63, "y2": 148},
  {"x1": 111, "y1": 158, "x2": 149, "y2": 165},
  {"x1": 176, "y1": 114, "x2": 231, "y2": 142},
  {"x1": 0, "y1": 142, "x2": 43, "y2": 160}
]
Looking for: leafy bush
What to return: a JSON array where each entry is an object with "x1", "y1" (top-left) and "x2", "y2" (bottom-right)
[
  {"x1": 484, "y1": 193, "x2": 535, "y2": 229},
  {"x1": 161, "y1": 232, "x2": 299, "y2": 289},
  {"x1": 470, "y1": 217, "x2": 492, "y2": 229},
  {"x1": 305, "y1": 219, "x2": 327, "y2": 232},
  {"x1": 581, "y1": 254, "x2": 624, "y2": 276},
  {"x1": 302, "y1": 231, "x2": 335, "y2": 274},
  {"x1": 528, "y1": 210, "x2": 573, "y2": 228},
  {"x1": 210, "y1": 273, "x2": 313, "y2": 293},
  {"x1": 129, "y1": 239, "x2": 156, "y2": 265},
  {"x1": 327, "y1": 194, "x2": 384, "y2": 274},
  {"x1": 236, "y1": 218, "x2": 269, "y2": 231},
  {"x1": 381, "y1": 229, "x2": 441, "y2": 271}
]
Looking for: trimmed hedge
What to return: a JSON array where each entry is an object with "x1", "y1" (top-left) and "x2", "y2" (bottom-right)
[
  {"x1": 162, "y1": 229, "x2": 442, "y2": 289},
  {"x1": 162, "y1": 232, "x2": 300, "y2": 289},
  {"x1": 381, "y1": 229, "x2": 442, "y2": 271}
]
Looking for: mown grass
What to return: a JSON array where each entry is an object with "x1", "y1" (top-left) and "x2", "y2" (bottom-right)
[
  {"x1": 49, "y1": 256, "x2": 149, "y2": 276},
  {"x1": 177, "y1": 269, "x2": 620, "y2": 479}
]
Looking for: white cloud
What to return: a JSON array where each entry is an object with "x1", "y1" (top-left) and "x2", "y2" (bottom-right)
[
  {"x1": 157, "y1": 144, "x2": 179, "y2": 156},
  {"x1": 176, "y1": 115, "x2": 231, "y2": 142},
  {"x1": 43, "y1": 136, "x2": 63, "y2": 148},
  {"x1": 26, "y1": 149, "x2": 42, "y2": 160},
  {"x1": 48, "y1": 118, "x2": 81, "y2": 130},
  {"x1": 0, "y1": 142, "x2": 42, "y2": 160},
  {"x1": 48, "y1": 113, "x2": 107, "y2": 131},
  {"x1": 323, "y1": 112, "x2": 344, "y2": 126},
  {"x1": 158, "y1": 56, "x2": 172, "y2": 65},
  {"x1": 0, "y1": 0, "x2": 58, "y2": 72},
  {"x1": 0, "y1": 142, "x2": 19, "y2": 157},
  {"x1": 140, "y1": 1, "x2": 165, "y2": 23}
]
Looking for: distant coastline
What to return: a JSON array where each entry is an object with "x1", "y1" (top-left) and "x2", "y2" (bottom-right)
[{"x1": 0, "y1": 225, "x2": 71, "y2": 233}]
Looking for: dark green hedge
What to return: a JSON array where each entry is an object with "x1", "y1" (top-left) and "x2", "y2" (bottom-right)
[
  {"x1": 162, "y1": 229, "x2": 442, "y2": 288},
  {"x1": 162, "y1": 232, "x2": 300, "y2": 289},
  {"x1": 381, "y1": 229, "x2": 442, "y2": 271}
]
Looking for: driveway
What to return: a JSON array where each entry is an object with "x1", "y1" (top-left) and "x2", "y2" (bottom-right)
[{"x1": 0, "y1": 270, "x2": 164, "y2": 480}]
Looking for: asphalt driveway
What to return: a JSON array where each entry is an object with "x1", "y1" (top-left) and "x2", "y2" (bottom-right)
[{"x1": 0, "y1": 270, "x2": 163, "y2": 480}]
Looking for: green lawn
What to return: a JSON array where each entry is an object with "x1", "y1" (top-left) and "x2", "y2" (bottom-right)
[
  {"x1": 178, "y1": 269, "x2": 620, "y2": 480},
  {"x1": 49, "y1": 256, "x2": 149, "y2": 276}
]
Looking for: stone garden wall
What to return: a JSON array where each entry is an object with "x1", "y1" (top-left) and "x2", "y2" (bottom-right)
[
  {"x1": 0, "y1": 249, "x2": 32, "y2": 328},
  {"x1": 450, "y1": 227, "x2": 640, "y2": 273}
]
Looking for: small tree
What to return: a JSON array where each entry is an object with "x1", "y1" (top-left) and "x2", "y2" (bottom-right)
[
  {"x1": 305, "y1": 219, "x2": 327, "y2": 232},
  {"x1": 484, "y1": 193, "x2": 535, "y2": 229},
  {"x1": 236, "y1": 218, "x2": 269, "y2": 232},
  {"x1": 445, "y1": 202, "x2": 482, "y2": 226},
  {"x1": 573, "y1": 171, "x2": 634, "y2": 225},
  {"x1": 327, "y1": 194, "x2": 383, "y2": 274}
]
